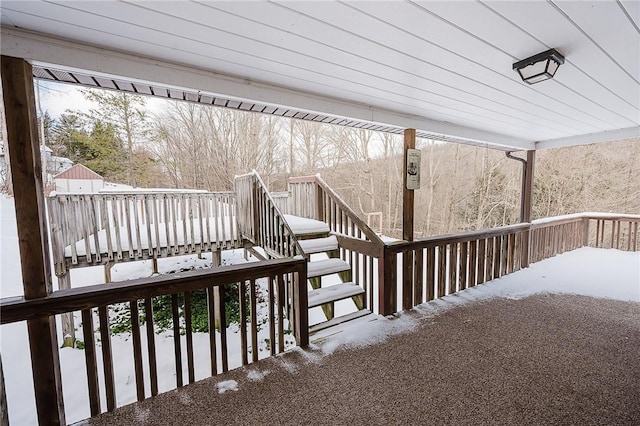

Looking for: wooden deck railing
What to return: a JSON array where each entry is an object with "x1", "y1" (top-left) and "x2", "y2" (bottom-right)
[
  {"x1": 235, "y1": 172, "x2": 303, "y2": 258},
  {"x1": 379, "y1": 213, "x2": 639, "y2": 315},
  {"x1": 47, "y1": 191, "x2": 241, "y2": 275},
  {"x1": 1, "y1": 257, "x2": 308, "y2": 422},
  {"x1": 530, "y1": 213, "x2": 639, "y2": 262},
  {"x1": 380, "y1": 224, "x2": 529, "y2": 314},
  {"x1": 287, "y1": 175, "x2": 385, "y2": 312}
]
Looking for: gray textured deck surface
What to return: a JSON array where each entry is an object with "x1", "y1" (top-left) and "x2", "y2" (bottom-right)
[{"x1": 82, "y1": 294, "x2": 640, "y2": 426}]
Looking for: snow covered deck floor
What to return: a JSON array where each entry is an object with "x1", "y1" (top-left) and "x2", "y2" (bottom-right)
[{"x1": 80, "y1": 248, "x2": 639, "y2": 426}]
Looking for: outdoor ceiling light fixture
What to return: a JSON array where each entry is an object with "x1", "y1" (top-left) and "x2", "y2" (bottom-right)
[{"x1": 513, "y1": 48, "x2": 565, "y2": 85}]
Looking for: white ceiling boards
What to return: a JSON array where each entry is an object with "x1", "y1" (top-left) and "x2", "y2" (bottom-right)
[{"x1": 1, "y1": 0, "x2": 638, "y2": 151}]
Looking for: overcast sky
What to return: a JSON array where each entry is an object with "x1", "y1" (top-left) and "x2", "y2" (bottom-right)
[{"x1": 37, "y1": 80, "x2": 167, "y2": 120}]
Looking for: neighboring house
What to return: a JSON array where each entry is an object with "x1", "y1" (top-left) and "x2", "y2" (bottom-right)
[
  {"x1": 48, "y1": 155, "x2": 73, "y2": 175},
  {"x1": 53, "y1": 163, "x2": 104, "y2": 193}
]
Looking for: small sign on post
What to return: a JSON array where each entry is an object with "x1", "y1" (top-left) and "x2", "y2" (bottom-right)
[{"x1": 406, "y1": 148, "x2": 421, "y2": 190}]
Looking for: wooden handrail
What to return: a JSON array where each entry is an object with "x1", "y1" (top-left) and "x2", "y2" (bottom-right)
[
  {"x1": 254, "y1": 172, "x2": 305, "y2": 257},
  {"x1": 235, "y1": 171, "x2": 304, "y2": 257},
  {"x1": 314, "y1": 174, "x2": 385, "y2": 246},
  {"x1": 0, "y1": 257, "x2": 306, "y2": 324},
  {"x1": 386, "y1": 223, "x2": 530, "y2": 253},
  {"x1": 1, "y1": 256, "x2": 308, "y2": 423}
]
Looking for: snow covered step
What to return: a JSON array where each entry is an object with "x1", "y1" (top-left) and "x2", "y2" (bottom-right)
[
  {"x1": 308, "y1": 283, "x2": 364, "y2": 308},
  {"x1": 298, "y1": 235, "x2": 339, "y2": 255},
  {"x1": 309, "y1": 309, "x2": 372, "y2": 334},
  {"x1": 307, "y1": 258, "x2": 351, "y2": 278},
  {"x1": 284, "y1": 214, "x2": 330, "y2": 238}
]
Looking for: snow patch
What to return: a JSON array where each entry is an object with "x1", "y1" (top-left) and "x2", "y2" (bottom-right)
[
  {"x1": 216, "y1": 380, "x2": 239, "y2": 394},
  {"x1": 246, "y1": 369, "x2": 270, "y2": 382},
  {"x1": 134, "y1": 406, "x2": 151, "y2": 423}
]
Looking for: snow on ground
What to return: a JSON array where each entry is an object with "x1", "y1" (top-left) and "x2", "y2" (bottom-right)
[
  {"x1": 216, "y1": 380, "x2": 239, "y2": 394},
  {"x1": 0, "y1": 196, "x2": 296, "y2": 425},
  {"x1": 316, "y1": 247, "x2": 639, "y2": 356}
]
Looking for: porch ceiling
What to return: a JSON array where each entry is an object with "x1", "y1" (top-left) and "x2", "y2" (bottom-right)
[{"x1": 1, "y1": 1, "x2": 639, "y2": 151}]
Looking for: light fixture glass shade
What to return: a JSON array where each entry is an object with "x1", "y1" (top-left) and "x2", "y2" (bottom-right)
[{"x1": 513, "y1": 49, "x2": 565, "y2": 85}]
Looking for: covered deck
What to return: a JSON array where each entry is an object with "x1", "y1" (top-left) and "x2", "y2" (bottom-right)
[
  {"x1": 1, "y1": 1, "x2": 639, "y2": 425},
  {"x1": 82, "y1": 247, "x2": 640, "y2": 426}
]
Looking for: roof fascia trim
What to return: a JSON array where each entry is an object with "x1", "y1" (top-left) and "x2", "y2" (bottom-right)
[
  {"x1": 2, "y1": 27, "x2": 534, "y2": 151},
  {"x1": 536, "y1": 126, "x2": 640, "y2": 150}
]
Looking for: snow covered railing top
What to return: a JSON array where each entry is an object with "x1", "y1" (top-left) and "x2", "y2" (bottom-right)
[
  {"x1": 234, "y1": 171, "x2": 304, "y2": 258},
  {"x1": 286, "y1": 174, "x2": 385, "y2": 247},
  {"x1": 531, "y1": 212, "x2": 640, "y2": 227},
  {"x1": 47, "y1": 191, "x2": 241, "y2": 274},
  {"x1": 530, "y1": 212, "x2": 639, "y2": 255}
]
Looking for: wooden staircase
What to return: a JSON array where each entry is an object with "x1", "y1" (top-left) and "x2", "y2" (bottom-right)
[{"x1": 285, "y1": 214, "x2": 372, "y2": 334}]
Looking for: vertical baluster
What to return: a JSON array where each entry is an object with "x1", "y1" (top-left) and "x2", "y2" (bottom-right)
[
  {"x1": 250, "y1": 279, "x2": 258, "y2": 363},
  {"x1": 81, "y1": 309, "x2": 101, "y2": 416},
  {"x1": 448, "y1": 243, "x2": 457, "y2": 294},
  {"x1": 508, "y1": 233, "x2": 516, "y2": 273},
  {"x1": 487, "y1": 237, "x2": 495, "y2": 281},
  {"x1": 414, "y1": 248, "x2": 424, "y2": 304},
  {"x1": 459, "y1": 242, "x2": 468, "y2": 290},
  {"x1": 368, "y1": 256, "x2": 375, "y2": 310},
  {"x1": 239, "y1": 281, "x2": 248, "y2": 366},
  {"x1": 477, "y1": 239, "x2": 486, "y2": 285},
  {"x1": 268, "y1": 276, "x2": 276, "y2": 356},
  {"x1": 493, "y1": 236, "x2": 502, "y2": 279},
  {"x1": 218, "y1": 286, "x2": 228, "y2": 372},
  {"x1": 426, "y1": 246, "x2": 436, "y2": 301},
  {"x1": 171, "y1": 294, "x2": 183, "y2": 387},
  {"x1": 437, "y1": 245, "x2": 446, "y2": 297},
  {"x1": 112, "y1": 197, "x2": 123, "y2": 261},
  {"x1": 500, "y1": 235, "x2": 508, "y2": 277},
  {"x1": 277, "y1": 275, "x2": 285, "y2": 353},
  {"x1": 130, "y1": 301, "x2": 145, "y2": 401},
  {"x1": 468, "y1": 239, "x2": 478, "y2": 286},
  {"x1": 144, "y1": 298, "x2": 158, "y2": 396},
  {"x1": 98, "y1": 306, "x2": 116, "y2": 411},
  {"x1": 207, "y1": 287, "x2": 218, "y2": 375},
  {"x1": 184, "y1": 292, "x2": 195, "y2": 384}
]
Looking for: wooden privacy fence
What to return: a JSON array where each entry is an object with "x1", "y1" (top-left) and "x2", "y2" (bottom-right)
[
  {"x1": 47, "y1": 191, "x2": 241, "y2": 276},
  {"x1": 235, "y1": 172, "x2": 303, "y2": 258},
  {"x1": 1, "y1": 257, "x2": 308, "y2": 420}
]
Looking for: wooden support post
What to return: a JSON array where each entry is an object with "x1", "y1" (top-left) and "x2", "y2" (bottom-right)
[
  {"x1": 402, "y1": 129, "x2": 415, "y2": 310},
  {"x1": 1, "y1": 55, "x2": 65, "y2": 425},
  {"x1": 402, "y1": 129, "x2": 416, "y2": 241},
  {"x1": 1, "y1": 354, "x2": 8, "y2": 426},
  {"x1": 293, "y1": 266, "x2": 309, "y2": 347},
  {"x1": 521, "y1": 150, "x2": 535, "y2": 268},
  {"x1": 378, "y1": 246, "x2": 397, "y2": 316}
]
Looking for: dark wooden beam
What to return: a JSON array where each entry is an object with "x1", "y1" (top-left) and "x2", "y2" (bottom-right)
[
  {"x1": 1, "y1": 55, "x2": 65, "y2": 425},
  {"x1": 402, "y1": 129, "x2": 416, "y2": 310},
  {"x1": 402, "y1": 129, "x2": 416, "y2": 242},
  {"x1": 521, "y1": 150, "x2": 535, "y2": 267},
  {"x1": 522, "y1": 150, "x2": 535, "y2": 223}
]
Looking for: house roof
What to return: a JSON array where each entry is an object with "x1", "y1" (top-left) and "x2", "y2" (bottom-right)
[
  {"x1": 1, "y1": 1, "x2": 638, "y2": 151},
  {"x1": 53, "y1": 164, "x2": 103, "y2": 181}
]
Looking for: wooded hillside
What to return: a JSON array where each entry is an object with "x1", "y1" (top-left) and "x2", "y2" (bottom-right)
[{"x1": 24, "y1": 91, "x2": 639, "y2": 239}]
